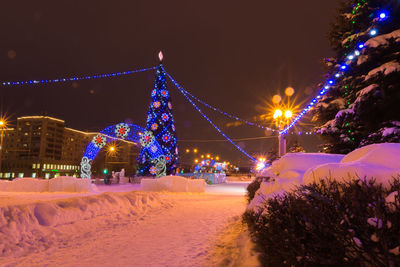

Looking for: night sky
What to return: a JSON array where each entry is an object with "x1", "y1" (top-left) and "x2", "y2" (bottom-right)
[{"x1": 0, "y1": 0, "x2": 339, "y2": 165}]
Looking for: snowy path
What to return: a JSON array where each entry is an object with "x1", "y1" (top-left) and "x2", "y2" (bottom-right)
[{"x1": 1, "y1": 183, "x2": 249, "y2": 267}]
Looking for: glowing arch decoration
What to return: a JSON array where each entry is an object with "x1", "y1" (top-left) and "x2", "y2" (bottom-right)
[
  {"x1": 80, "y1": 123, "x2": 165, "y2": 179},
  {"x1": 115, "y1": 123, "x2": 130, "y2": 139}
]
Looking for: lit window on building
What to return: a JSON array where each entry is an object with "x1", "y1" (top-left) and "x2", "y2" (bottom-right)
[
  {"x1": 32, "y1": 173, "x2": 36, "y2": 178},
  {"x1": 45, "y1": 173, "x2": 50, "y2": 179},
  {"x1": 18, "y1": 173, "x2": 24, "y2": 178},
  {"x1": 32, "y1": 163, "x2": 36, "y2": 169}
]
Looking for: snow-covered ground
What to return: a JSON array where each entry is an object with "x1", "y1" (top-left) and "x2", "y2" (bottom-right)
[{"x1": 0, "y1": 182, "x2": 252, "y2": 266}]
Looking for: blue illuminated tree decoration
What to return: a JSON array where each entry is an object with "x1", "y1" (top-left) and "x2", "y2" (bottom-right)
[{"x1": 137, "y1": 60, "x2": 178, "y2": 176}]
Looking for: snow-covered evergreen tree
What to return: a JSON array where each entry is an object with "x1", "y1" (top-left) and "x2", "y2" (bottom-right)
[{"x1": 313, "y1": 0, "x2": 400, "y2": 153}]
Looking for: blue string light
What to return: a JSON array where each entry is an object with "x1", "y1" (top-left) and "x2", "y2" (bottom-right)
[
  {"x1": 163, "y1": 68, "x2": 257, "y2": 162},
  {"x1": 172, "y1": 84, "x2": 276, "y2": 132},
  {"x1": 1, "y1": 66, "x2": 157, "y2": 86},
  {"x1": 279, "y1": 11, "x2": 389, "y2": 135}
]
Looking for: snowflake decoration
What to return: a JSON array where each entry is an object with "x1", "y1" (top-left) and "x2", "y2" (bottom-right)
[
  {"x1": 168, "y1": 102, "x2": 172, "y2": 109},
  {"x1": 172, "y1": 125, "x2": 176, "y2": 132},
  {"x1": 161, "y1": 90, "x2": 168, "y2": 97},
  {"x1": 140, "y1": 131, "x2": 154, "y2": 147},
  {"x1": 92, "y1": 134, "x2": 106, "y2": 148},
  {"x1": 147, "y1": 114, "x2": 152, "y2": 122},
  {"x1": 161, "y1": 113, "x2": 169, "y2": 122},
  {"x1": 151, "y1": 123, "x2": 158, "y2": 131},
  {"x1": 149, "y1": 166, "x2": 157, "y2": 175},
  {"x1": 162, "y1": 134, "x2": 171, "y2": 143},
  {"x1": 141, "y1": 155, "x2": 146, "y2": 163},
  {"x1": 151, "y1": 145, "x2": 158, "y2": 153},
  {"x1": 175, "y1": 147, "x2": 178, "y2": 154},
  {"x1": 153, "y1": 101, "x2": 161, "y2": 108},
  {"x1": 151, "y1": 89, "x2": 157, "y2": 97},
  {"x1": 115, "y1": 123, "x2": 130, "y2": 139}
]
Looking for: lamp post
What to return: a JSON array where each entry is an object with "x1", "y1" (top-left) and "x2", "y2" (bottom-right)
[
  {"x1": 0, "y1": 120, "x2": 6, "y2": 173},
  {"x1": 273, "y1": 109, "x2": 293, "y2": 157}
]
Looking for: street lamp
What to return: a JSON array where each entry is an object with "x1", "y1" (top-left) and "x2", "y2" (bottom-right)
[
  {"x1": 273, "y1": 109, "x2": 283, "y2": 120},
  {"x1": 273, "y1": 108, "x2": 294, "y2": 157},
  {"x1": 284, "y1": 110, "x2": 293, "y2": 119},
  {"x1": 0, "y1": 119, "x2": 7, "y2": 173}
]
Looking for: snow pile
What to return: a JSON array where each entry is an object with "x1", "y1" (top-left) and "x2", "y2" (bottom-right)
[
  {"x1": 0, "y1": 178, "x2": 49, "y2": 192},
  {"x1": 0, "y1": 191, "x2": 162, "y2": 258},
  {"x1": 303, "y1": 143, "x2": 400, "y2": 188},
  {"x1": 141, "y1": 176, "x2": 206, "y2": 192},
  {"x1": 0, "y1": 176, "x2": 96, "y2": 193},
  {"x1": 248, "y1": 153, "x2": 344, "y2": 210},
  {"x1": 249, "y1": 143, "x2": 400, "y2": 211},
  {"x1": 259, "y1": 152, "x2": 344, "y2": 182}
]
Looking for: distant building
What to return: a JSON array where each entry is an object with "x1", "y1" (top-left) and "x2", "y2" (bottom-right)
[{"x1": 0, "y1": 116, "x2": 138, "y2": 179}]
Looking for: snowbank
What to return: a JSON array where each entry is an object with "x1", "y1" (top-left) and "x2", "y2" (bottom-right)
[
  {"x1": 0, "y1": 191, "x2": 161, "y2": 258},
  {"x1": 249, "y1": 143, "x2": 400, "y2": 211},
  {"x1": 249, "y1": 153, "x2": 344, "y2": 210},
  {"x1": 141, "y1": 176, "x2": 206, "y2": 192},
  {"x1": 0, "y1": 176, "x2": 96, "y2": 193},
  {"x1": 258, "y1": 152, "x2": 344, "y2": 182},
  {"x1": 303, "y1": 143, "x2": 400, "y2": 188}
]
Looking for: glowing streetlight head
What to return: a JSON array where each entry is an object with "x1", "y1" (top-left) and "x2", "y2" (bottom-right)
[
  {"x1": 0, "y1": 121, "x2": 4, "y2": 127},
  {"x1": 370, "y1": 29, "x2": 377, "y2": 36},
  {"x1": 216, "y1": 156, "x2": 220, "y2": 161},
  {"x1": 285, "y1": 87, "x2": 295, "y2": 96},
  {"x1": 206, "y1": 154, "x2": 210, "y2": 158},
  {"x1": 109, "y1": 146, "x2": 115, "y2": 152},
  {"x1": 194, "y1": 159, "x2": 199, "y2": 163},
  {"x1": 193, "y1": 149, "x2": 198, "y2": 153},
  {"x1": 186, "y1": 149, "x2": 190, "y2": 153},
  {"x1": 201, "y1": 155, "x2": 204, "y2": 158},
  {"x1": 379, "y1": 12, "x2": 387, "y2": 19},
  {"x1": 284, "y1": 110, "x2": 293, "y2": 119},
  {"x1": 273, "y1": 109, "x2": 283, "y2": 119}
]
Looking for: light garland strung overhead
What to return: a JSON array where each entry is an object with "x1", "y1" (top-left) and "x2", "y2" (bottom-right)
[
  {"x1": 1, "y1": 66, "x2": 156, "y2": 86},
  {"x1": 163, "y1": 67, "x2": 257, "y2": 162},
  {"x1": 176, "y1": 86, "x2": 276, "y2": 132}
]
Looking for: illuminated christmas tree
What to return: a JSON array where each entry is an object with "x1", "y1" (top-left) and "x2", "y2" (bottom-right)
[{"x1": 137, "y1": 54, "x2": 178, "y2": 176}]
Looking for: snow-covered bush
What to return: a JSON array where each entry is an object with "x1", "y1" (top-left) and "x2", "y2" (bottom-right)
[
  {"x1": 244, "y1": 178, "x2": 400, "y2": 266},
  {"x1": 246, "y1": 177, "x2": 269, "y2": 203}
]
